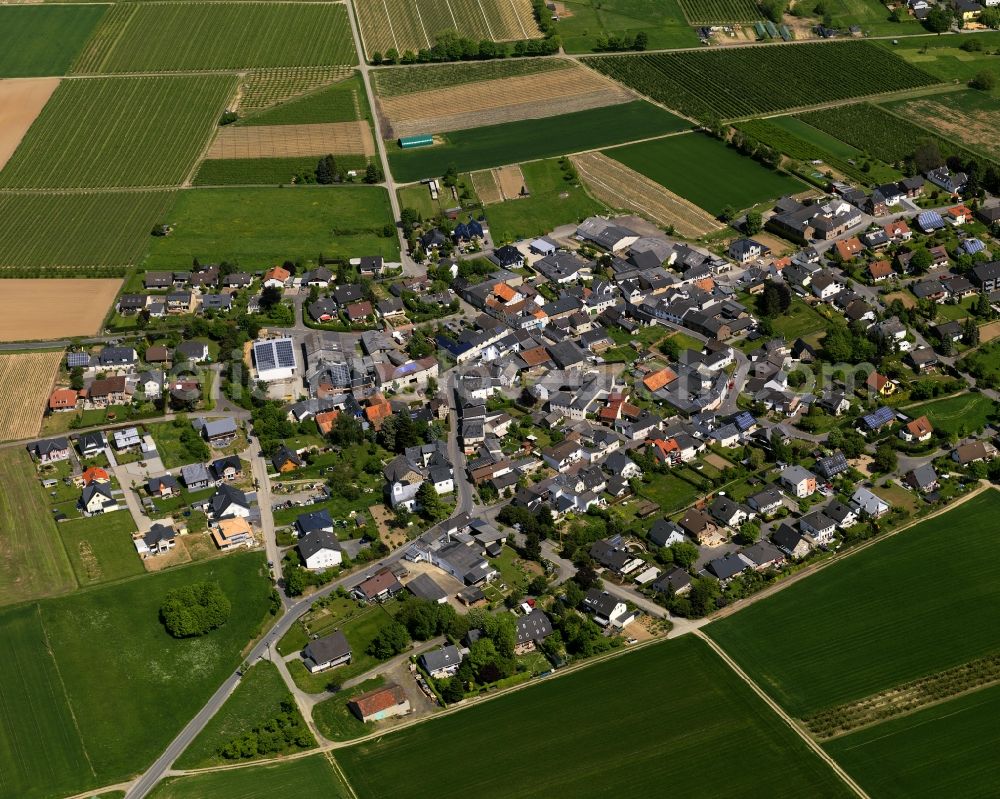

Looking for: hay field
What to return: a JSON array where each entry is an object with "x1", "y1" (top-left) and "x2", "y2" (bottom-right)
[
  {"x1": 72, "y1": 3, "x2": 356, "y2": 73},
  {"x1": 379, "y1": 63, "x2": 634, "y2": 138},
  {"x1": 0, "y1": 75, "x2": 235, "y2": 189},
  {"x1": 572, "y1": 152, "x2": 723, "y2": 238},
  {"x1": 207, "y1": 122, "x2": 374, "y2": 159},
  {"x1": 0, "y1": 279, "x2": 120, "y2": 340},
  {"x1": 470, "y1": 169, "x2": 503, "y2": 204},
  {"x1": 0, "y1": 78, "x2": 60, "y2": 170},
  {"x1": 886, "y1": 91, "x2": 1000, "y2": 162},
  {"x1": 0, "y1": 351, "x2": 63, "y2": 441}
]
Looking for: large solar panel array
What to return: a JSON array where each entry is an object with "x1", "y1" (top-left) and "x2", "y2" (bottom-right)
[
  {"x1": 274, "y1": 339, "x2": 295, "y2": 368},
  {"x1": 254, "y1": 338, "x2": 296, "y2": 374}
]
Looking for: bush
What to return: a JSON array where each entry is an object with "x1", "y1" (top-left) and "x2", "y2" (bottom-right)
[{"x1": 160, "y1": 581, "x2": 232, "y2": 638}]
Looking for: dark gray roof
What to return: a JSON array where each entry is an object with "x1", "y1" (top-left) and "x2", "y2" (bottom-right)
[
  {"x1": 406, "y1": 573, "x2": 448, "y2": 602},
  {"x1": 211, "y1": 483, "x2": 249, "y2": 516},
  {"x1": 420, "y1": 644, "x2": 462, "y2": 673},
  {"x1": 515, "y1": 609, "x2": 553, "y2": 645},
  {"x1": 296, "y1": 508, "x2": 334, "y2": 535},
  {"x1": 304, "y1": 630, "x2": 350, "y2": 664},
  {"x1": 298, "y1": 528, "x2": 341, "y2": 559}
]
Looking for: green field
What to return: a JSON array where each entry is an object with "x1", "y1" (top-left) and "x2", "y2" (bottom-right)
[
  {"x1": 0, "y1": 6, "x2": 107, "y2": 77},
  {"x1": 192, "y1": 156, "x2": 371, "y2": 187},
  {"x1": 769, "y1": 295, "x2": 830, "y2": 340},
  {"x1": 149, "y1": 754, "x2": 350, "y2": 799},
  {"x1": 338, "y1": 636, "x2": 852, "y2": 797},
  {"x1": 905, "y1": 392, "x2": 996, "y2": 436},
  {"x1": 57, "y1": 511, "x2": 143, "y2": 588},
  {"x1": 372, "y1": 58, "x2": 569, "y2": 96},
  {"x1": 880, "y1": 32, "x2": 1000, "y2": 82},
  {"x1": 0, "y1": 449, "x2": 76, "y2": 607},
  {"x1": 556, "y1": 0, "x2": 700, "y2": 52},
  {"x1": 825, "y1": 681, "x2": 1000, "y2": 799},
  {"x1": 677, "y1": 0, "x2": 761, "y2": 24},
  {"x1": 482, "y1": 158, "x2": 607, "y2": 242},
  {"x1": 243, "y1": 74, "x2": 368, "y2": 126},
  {"x1": 585, "y1": 41, "x2": 939, "y2": 121},
  {"x1": 0, "y1": 604, "x2": 96, "y2": 799},
  {"x1": 143, "y1": 186, "x2": 399, "y2": 269},
  {"x1": 0, "y1": 191, "x2": 175, "y2": 272},
  {"x1": 606, "y1": 133, "x2": 804, "y2": 215},
  {"x1": 73, "y1": 3, "x2": 356, "y2": 73},
  {"x1": 176, "y1": 661, "x2": 315, "y2": 768},
  {"x1": 824, "y1": 0, "x2": 923, "y2": 35},
  {"x1": 288, "y1": 605, "x2": 393, "y2": 692},
  {"x1": 0, "y1": 76, "x2": 234, "y2": 189},
  {"x1": 387, "y1": 101, "x2": 689, "y2": 182},
  {"x1": 708, "y1": 490, "x2": 1000, "y2": 717},
  {"x1": 0, "y1": 553, "x2": 271, "y2": 798}
]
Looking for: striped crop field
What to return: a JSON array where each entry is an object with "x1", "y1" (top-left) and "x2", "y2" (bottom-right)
[
  {"x1": 585, "y1": 41, "x2": 940, "y2": 121},
  {"x1": 0, "y1": 75, "x2": 235, "y2": 189},
  {"x1": 356, "y1": 0, "x2": 540, "y2": 60},
  {"x1": 73, "y1": 3, "x2": 356, "y2": 74},
  {"x1": 677, "y1": 0, "x2": 762, "y2": 23},
  {"x1": 0, "y1": 191, "x2": 175, "y2": 272}
]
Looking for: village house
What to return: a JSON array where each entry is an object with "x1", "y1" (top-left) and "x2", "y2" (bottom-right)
[
  {"x1": 303, "y1": 631, "x2": 351, "y2": 673},
  {"x1": 348, "y1": 683, "x2": 410, "y2": 723}
]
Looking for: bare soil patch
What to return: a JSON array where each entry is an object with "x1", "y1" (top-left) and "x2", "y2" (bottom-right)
[
  {"x1": 207, "y1": 122, "x2": 374, "y2": 159},
  {"x1": 495, "y1": 164, "x2": 526, "y2": 200},
  {"x1": 572, "y1": 152, "x2": 723, "y2": 238},
  {"x1": 471, "y1": 169, "x2": 503, "y2": 205},
  {"x1": 703, "y1": 452, "x2": 732, "y2": 470},
  {"x1": 0, "y1": 352, "x2": 63, "y2": 442},
  {"x1": 894, "y1": 98, "x2": 1000, "y2": 160},
  {"x1": 0, "y1": 279, "x2": 120, "y2": 341},
  {"x1": 0, "y1": 77, "x2": 60, "y2": 170},
  {"x1": 380, "y1": 65, "x2": 634, "y2": 138},
  {"x1": 884, "y1": 291, "x2": 916, "y2": 309},
  {"x1": 979, "y1": 320, "x2": 1000, "y2": 343}
]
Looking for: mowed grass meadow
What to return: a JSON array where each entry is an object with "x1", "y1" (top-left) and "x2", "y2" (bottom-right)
[
  {"x1": 337, "y1": 636, "x2": 854, "y2": 798},
  {"x1": 0, "y1": 552, "x2": 273, "y2": 799},
  {"x1": 73, "y1": 3, "x2": 356, "y2": 74},
  {"x1": 0, "y1": 191, "x2": 174, "y2": 272},
  {"x1": 0, "y1": 6, "x2": 107, "y2": 77},
  {"x1": 905, "y1": 392, "x2": 996, "y2": 436},
  {"x1": 707, "y1": 490, "x2": 1000, "y2": 718},
  {"x1": 606, "y1": 133, "x2": 804, "y2": 215},
  {"x1": 825, "y1": 681, "x2": 1000, "y2": 799},
  {"x1": 0, "y1": 448, "x2": 76, "y2": 607},
  {"x1": 0, "y1": 76, "x2": 235, "y2": 189},
  {"x1": 143, "y1": 186, "x2": 399, "y2": 269},
  {"x1": 387, "y1": 101, "x2": 689, "y2": 182},
  {"x1": 149, "y1": 754, "x2": 350, "y2": 799}
]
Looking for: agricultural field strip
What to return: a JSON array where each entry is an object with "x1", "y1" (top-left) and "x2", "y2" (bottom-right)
[
  {"x1": 804, "y1": 652, "x2": 1000, "y2": 740},
  {"x1": 571, "y1": 151, "x2": 721, "y2": 238},
  {"x1": 371, "y1": 58, "x2": 569, "y2": 96},
  {"x1": 0, "y1": 352, "x2": 64, "y2": 440},
  {"x1": 470, "y1": 169, "x2": 502, "y2": 204},
  {"x1": 206, "y1": 122, "x2": 374, "y2": 158},
  {"x1": 677, "y1": 0, "x2": 762, "y2": 24},
  {"x1": 238, "y1": 67, "x2": 355, "y2": 115},
  {"x1": 380, "y1": 67, "x2": 634, "y2": 137},
  {"x1": 584, "y1": 41, "x2": 941, "y2": 121}
]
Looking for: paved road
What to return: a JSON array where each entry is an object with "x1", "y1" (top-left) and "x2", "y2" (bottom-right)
[{"x1": 246, "y1": 433, "x2": 283, "y2": 585}]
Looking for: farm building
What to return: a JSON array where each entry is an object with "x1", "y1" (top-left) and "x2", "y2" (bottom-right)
[
  {"x1": 399, "y1": 134, "x2": 433, "y2": 149},
  {"x1": 348, "y1": 683, "x2": 411, "y2": 723},
  {"x1": 252, "y1": 337, "x2": 297, "y2": 382}
]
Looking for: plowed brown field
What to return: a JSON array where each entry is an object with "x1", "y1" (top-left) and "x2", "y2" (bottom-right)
[
  {"x1": 0, "y1": 352, "x2": 64, "y2": 441},
  {"x1": 380, "y1": 65, "x2": 634, "y2": 138},
  {"x1": 0, "y1": 279, "x2": 121, "y2": 341},
  {"x1": 0, "y1": 78, "x2": 60, "y2": 170},
  {"x1": 206, "y1": 121, "x2": 374, "y2": 159},
  {"x1": 572, "y1": 152, "x2": 723, "y2": 238},
  {"x1": 496, "y1": 164, "x2": 525, "y2": 199}
]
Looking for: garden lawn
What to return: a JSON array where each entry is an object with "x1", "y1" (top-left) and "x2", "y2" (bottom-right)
[
  {"x1": 0, "y1": 448, "x2": 76, "y2": 607},
  {"x1": 143, "y1": 187, "x2": 399, "y2": 269},
  {"x1": 0, "y1": 6, "x2": 107, "y2": 77},
  {"x1": 484, "y1": 158, "x2": 607, "y2": 242},
  {"x1": 824, "y1": 681, "x2": 1000, "y2": 799},
  {"x1": 769, "y1": 296, "x2": 830, "y2": 341},
  {"x1": 707, "y1": 490, "x2": 1000, "y2": 717},
  {"x1": 57, "y1": 511, "x2": 142, "y2": 587},
  {"x1": 387, "y1": 102, "x2": 689, "y2": 182},
  {"x1": 638, "y1": 471, "x2": 703, "y2": 513},
  {"x1": 337, "y1": 636, "x2": 853, "y2": 798},
  {"x1": 878, "y1": 32, "x2": 1000, "y2": 83},
  {"x1": 146, "y1": 420, "x2": 213, "y2": 470},
  {"x1": 904, "y1": 392, "x2": 996, "y2": 436},
  {"x1": 148, "y1": 754, "x2": 350, "y2": 799},
  {"x1": 312, "y1": 676, "x2": 385, "y2": 741},
  {"x1": 176, "y1": 661, "x2": 315, "y2": 768},
  {"x1": 605, "y1": 133, "x2": 804, "y2": 216}
]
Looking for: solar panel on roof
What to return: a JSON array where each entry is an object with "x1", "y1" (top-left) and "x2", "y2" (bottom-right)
[
  {"x1": 254, "y1": 342, "x2": 276, "y2": 371},
  {"x1": 274, "y1": 340, "x2": 295, "y2": 368}
]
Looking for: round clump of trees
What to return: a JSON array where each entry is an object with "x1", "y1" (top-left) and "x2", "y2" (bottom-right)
[{"x1": 160, "y1": 581, "x2": 232, "y2": 638}]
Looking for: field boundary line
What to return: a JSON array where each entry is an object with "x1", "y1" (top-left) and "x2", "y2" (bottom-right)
[
  {"x1": 475, "y1": 0, "x2": 497, "y2": 40},
  {"x1": 379, "y1": 0, "x2": 402, "y2": 55},
  {"x1": 411, "y1": 0, "x2": 433, "y2": 50},
  {"x1": 183, "y1": 75, "x2": 242, "y2": 188},
  {"x1": 37, "y1": 604, "x2": 97, "y2": 780},
  {"x1": 507, "y1": 0, "x2": 529, "y2": 38},
  {"x1": 900, "y1": 388, "x2": 978, "y2": 412},
  {"x1": 695, "y1": 630, "x2": 871, "y2": 799},
  {"x1": 443, "y1": 0, "x2": 461, "y2": 30},
  {"x1": 325, "y1": 752, "x2": 359, "y2": 799}
]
